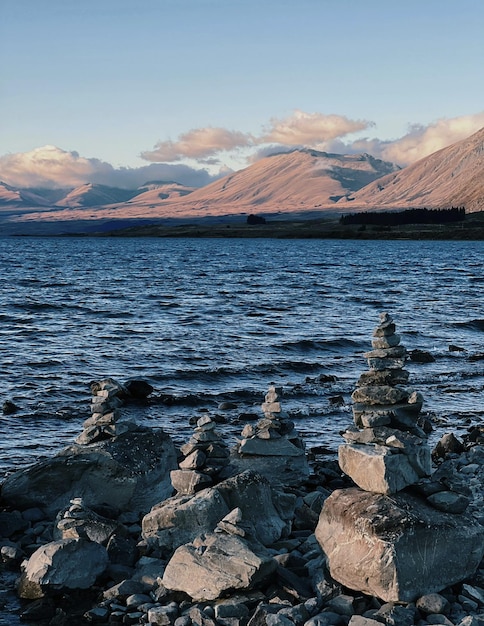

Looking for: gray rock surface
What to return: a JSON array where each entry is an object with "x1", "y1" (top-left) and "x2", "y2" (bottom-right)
[
  {"x1": 162, "y1": 532, "x2": 277, "y2": 601},
  {"x1": 17, "y1": 538, "x2": 108, "y2": 598},
  {"x1": 1, "y1": 427, "x2": 177, "y2": 516},
  {"x1": 316, "y1": 487, "x2": 484, "y2": 603}
]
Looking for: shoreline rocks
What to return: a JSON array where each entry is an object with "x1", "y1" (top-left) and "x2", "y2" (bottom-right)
[{"x1": 0, "y1": 368, "x2": 483, "y2": 625}]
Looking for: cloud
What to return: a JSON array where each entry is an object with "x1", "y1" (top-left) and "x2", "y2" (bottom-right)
[
  {"x1": 0, "y1": 145, "x2": 219, "y2": 189},
  {"x1": 261, "y1": 110, "x2": 373, "y2": 146},
  {"x1": 329, "y1": 112, "x2": 484, "y2": 166},
  {"x1": 141, "y1": 127, "x2": 254, "y2": 162}
]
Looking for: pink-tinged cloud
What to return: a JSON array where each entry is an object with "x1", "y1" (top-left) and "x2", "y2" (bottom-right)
[
  {"x1": 141, "y1": 127, "x2": 254, "y2": 162},
  {"x1": 261, "y1": 110, "x2": 373, "y2": 146},
  {"x1": 0, "y1": 145, "x2": 219, "y2": 189},
  {"x1": 332, "y1": 113, "x2": 484, "y2": 166}
]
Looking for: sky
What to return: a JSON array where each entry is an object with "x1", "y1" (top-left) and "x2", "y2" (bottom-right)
[{"x1": 1, "y1": 0, "x2": 483, "y2": 189}]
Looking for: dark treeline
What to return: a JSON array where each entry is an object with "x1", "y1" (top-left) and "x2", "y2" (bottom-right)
[{"x1": 340, "y1": 207, "x2": 466, "y2": 226}]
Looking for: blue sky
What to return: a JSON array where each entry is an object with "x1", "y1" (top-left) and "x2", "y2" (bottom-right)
[{"x1": 1, "y1": 0, "x2": 483, "y2": 188}]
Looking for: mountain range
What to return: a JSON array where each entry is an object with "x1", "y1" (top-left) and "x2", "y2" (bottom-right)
[{"x1": 1, "y1": 127, "x2": 482, "y2": 234}]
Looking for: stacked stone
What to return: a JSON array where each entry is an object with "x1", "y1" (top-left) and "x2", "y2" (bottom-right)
[
  {"x1": 170, "y1": 416, "x2": 230, "y2": 495},
  {"x1": 237, "y1": 385, "x2": 305, "y2": 457},
  {"x1": 76, "y1": 378, "x2": 137, "y2": 445},
  {"x1": 338, "y1": 312, "x2": 432, "y2": 495}
]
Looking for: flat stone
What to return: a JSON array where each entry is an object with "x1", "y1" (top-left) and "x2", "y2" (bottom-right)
[
  {"x1": 179, "y1": 449, "x2": 207, "y2": 470},
  {"x1": 358, "y1": 369, "x2": 409, "y2": 386},
  {"x1": 371, "y1": 334, "x2": 401, "y2": 349},
  {"x1": 338, "y1": 443, "x2": 431, "y2": 494},
  {"x1": 351, "y1": 385, "x2": 409, "y2": 406},
  {"x1": 367, "y1": 357, "x2": 406, "y2": 371},
  {"x1": 238, "y1": 437, "x2": 304, "y2": 457},
  {"x1": 316, "y1": 487, "x2": 484, "y2": 603},
  {"x1": 364, "y1": 346, "x2": 406, "y2": 359},
  {"x1": 170, "y1": 469, "x2": 212, "y2": 495}
]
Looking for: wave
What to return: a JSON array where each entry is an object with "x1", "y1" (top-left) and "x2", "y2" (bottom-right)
[
  {"x1": 453, "y1": 319, "x2": 484, "y2": 331},
  {"x1": 278, "y1": 338, "x2": 362, "y2": 352}
]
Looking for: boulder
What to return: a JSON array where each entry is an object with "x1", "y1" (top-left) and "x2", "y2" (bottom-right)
[
  {"x1": 162, "y1": 532, "x2": 277, "y2": 601},
  {"x1": 142, "y1": 488, "x2": 230, "y2": 553},
  {"x1": 316, "y1": 487, "x2": 484, "y2": 602},
  {"x1": 338, "y1": 443, "x2": 431, "y2": 494},
  {"x1": 17, "y1": 538, "x2": 108, "y2": 599},
  {"x1": 1, "y1": 427, "x2": 177, "y2": 517},
  {"x1": 142, "y1": 470, "x2": 295, "y2": 552}
]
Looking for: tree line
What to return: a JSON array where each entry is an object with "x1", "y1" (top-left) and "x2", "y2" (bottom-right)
[{"x1": 340, "y1": 207, "x2": 466, "y2": 226}]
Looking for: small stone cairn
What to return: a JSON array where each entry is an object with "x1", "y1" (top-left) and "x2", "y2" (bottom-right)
[
  {"x1": 76, "y1": 378, "x2": 137, "y2": 445},
  {"x1": 232, "y1": 385, "x2": 309, "y2": 486},
  {"x1": 170, "y1": 416, "x2": 231, "y2": 495},
  {"x1": 339, "y1": 311, "x2": 431, "y2": 494}
]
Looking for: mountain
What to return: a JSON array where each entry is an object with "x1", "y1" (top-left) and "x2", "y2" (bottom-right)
[
  {"x1": 0, "y1": 182, "x2": 50, "y2": 208},
  {"x1": 103, "y1": 149, "x2": 399, "y2": 220},
  {"x1": 338, "y1": 126, "x2": 484, "y2": 213},
  {"x1": 55, "y1": 183, "x2": 141, "y2": 208}
]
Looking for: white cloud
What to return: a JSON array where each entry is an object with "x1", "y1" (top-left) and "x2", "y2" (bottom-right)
[
  {"x1": 141, "y1": 127, "x2": 254, "y2": 162},
  {"x1": 261, "y1": 110, "x2": 373, "y2": 146},
  {"x1": 0, "y1": 145, "x2": 219, "y2": 189},
  {"x1": 329, "y1": 113, "x2": 484, "y2": 166}
]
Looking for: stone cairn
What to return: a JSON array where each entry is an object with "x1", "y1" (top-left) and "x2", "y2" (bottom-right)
[
  {"x1": 233, "y1": 385, "x2": 309, "y2": 486},
  {"x1": 170, "y1": 416, "x2": 231, "y2": 495},
  {"x1": 76, "y1": 378, "x2": 137, "y2": 445},
  {"x1": 339, "y1": 311, "x2": 432, "y2": 494},
  {"x1": 316, "y1": 312, "x2": 484, "y2": 603}
]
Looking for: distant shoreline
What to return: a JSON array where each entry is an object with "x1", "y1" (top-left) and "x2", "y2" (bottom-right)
[{"x1": 97, "y1": 212, "x2": 484, "y2": 240}]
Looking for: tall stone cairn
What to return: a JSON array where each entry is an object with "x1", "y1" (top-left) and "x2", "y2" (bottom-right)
[
  {"x1": 338, "y1": 312, "x2": 431, "y2": 494},
  {"x1": 316, "y1": 313, "x2": 484, "y2": 602}
]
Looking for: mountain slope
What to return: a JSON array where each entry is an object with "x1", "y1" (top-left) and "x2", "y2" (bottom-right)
[
  {"x1": 339, "y1": 126, "x2": 484, "y2": 213},
  {"x1": 0, "y1": 182, "x2": 50, "y2": 207},
  {"x1": 55, "y1": 183, "x2": 141, "y2": 208},
  {"x1": 130, "y1": 149, "x2": 399, "y2": 217}
]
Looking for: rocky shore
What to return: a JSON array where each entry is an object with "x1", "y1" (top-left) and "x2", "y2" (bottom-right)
[{"x1": 1, "y1": 315, "x2": 483, "y2": 626}]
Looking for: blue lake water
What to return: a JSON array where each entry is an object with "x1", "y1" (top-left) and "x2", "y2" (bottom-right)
[{"x1": 0, "y1": 236, "x2": 483, "y2": 478}]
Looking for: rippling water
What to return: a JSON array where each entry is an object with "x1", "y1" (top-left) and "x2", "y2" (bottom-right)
[{"x1": 1, "y1": 237, "x2": 483, "y2": 478}]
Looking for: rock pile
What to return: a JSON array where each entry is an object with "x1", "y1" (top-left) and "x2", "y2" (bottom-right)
[
  {"x1": 170, "y1": 416, "x2": 231, "y2": 495},
  {"x1": 231, "y1": 385, "x2": 310, "y2": 486},
  {"x1": 316, "y1": 313, "x2": 484, "y2": 603},
  {"x1": 76, "y1": 378, "x2": 137, "y2": 445},
  {"x1": 339, "y1": 312, "x2": 431, "y2": 494}
]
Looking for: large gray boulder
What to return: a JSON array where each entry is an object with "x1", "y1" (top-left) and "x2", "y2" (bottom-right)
[
  {"x1": 17, "y1": 538, "x2": 108, "y2": 599},
  {"x1": 142, "y1": 470, "x2": 295, "y2": 552},
  {"x1": 162, "y1": 531, "x2": 277, "y2": 601},
  {"x1": 1, "y1": 427, "x2": 177, "y2": 517},
  {"x1": 315, "y1": 487, "x2": 484, "y2": 603}
]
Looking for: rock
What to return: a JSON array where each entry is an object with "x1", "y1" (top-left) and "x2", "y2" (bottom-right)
[
  {"x1": 142, "y1": 470, "x2": 295, "y2": 552},
  {"x1": 426, "y1": 490, "x2": 471, "y2": 513},
  {"x1": 1, "y1": 427, "x2": 177, "y2": 517},
  {"x1": 2, "y1": 400, "x2": 19, "y2": 415},
  {"x1": 142, "y1": 487, "x2": 230, "y2": 553},
  {"x1": 170, "y1": 469, "x2": 213, "y2": 494},
  {"x1": 17, "y1": 538, "x2": 108, "y2": 598},
  {"x1": 416, "y1": 592, "x2": 451, "y2": 615},
  {"x1": 162, "y1": 532, "x2": 277, "y2": 601},
  {"x1": 338, "y1": 443, "x2": 430, "y2": 494},
  {"x1": 432, "y1": 432, "x2": 465, "y2": 460},
  {"x1": 351, "y1": 385, "x2": 409, "y2": 406},
  {"x1": 124, "y1": 378, "x2": 154, "y2": 398},
  {"x1": 315, "y1": 487, "x2": 484, "y2": 603},
  {"x1": 408, "y1": 349, "x2": 436, "y2": 363},
  {"x1": 0, "y1": 510, "x2": 29, "y2": 537}
]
